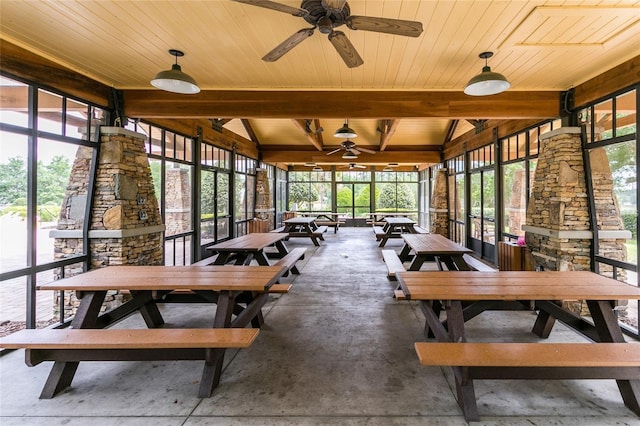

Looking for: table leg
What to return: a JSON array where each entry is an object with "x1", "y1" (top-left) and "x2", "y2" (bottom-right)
[
  {"x1": 398, "y1": 244, "x2": 412, "y2": 262},
  {"x1": 39, "y1": 291, "x2": 106, "y2": 399},
  {"x1": 587, "y1": 299, "x2": 640, "y2": 416},
  {"x1": 445, "y1": 300, "x2": 480, "y2": 421},
  {"x1": 130, "y1": 290, "x2": 164, "y2": 328},
  {"x1": 198, "y1": 291, "x2": 235, "y2": 398},
  {"x1": 213, "y1": 252, "x2": 231, "y2": 265}
]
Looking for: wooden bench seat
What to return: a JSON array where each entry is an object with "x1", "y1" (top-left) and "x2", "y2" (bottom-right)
[
  {"x1": 271, "y1": 226, "x2": 286, "y2": 233},
  {"x1": 273, "y1": 247, "x2": 306, "y2": 280},
  {"x1": 315, "y1": 220, "x2": 345, "y2": 233},
  {"x1": 268, "y1": 283, "x2": 293, "y2": 293},
  {"x1": 191, "y1": 255, "x2": 219, "y2": 266},
  {"x1": 0, "y1": 328, "x2": 260, "y2": 398},
  {"x1": 373, "y1": 226, "x2": 386, "y2": 240},
  {"x1": 415, "y1": 342, "x2": 640, "y2": 421},
  {"x1": 462, "y1": 254, "x2": 496, "y2": 271},
  {"x1": 381, "y1": 249, "x2": 405, "y2": 280},
  {"x1": 413, "y1": 226, "x2": 429, "y2": 234}
]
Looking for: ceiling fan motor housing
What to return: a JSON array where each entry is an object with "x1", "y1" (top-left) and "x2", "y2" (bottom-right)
[{"x1": 302, "y1": 0, "x2": 350, "y2": 30}]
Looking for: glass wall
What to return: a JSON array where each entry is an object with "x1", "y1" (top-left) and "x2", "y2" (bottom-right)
[
  {"x1": 0, "y1": 75, "x2": 107, "y2": 329},
  {"x1": 288, "y1": 170, "x2": 332, "y2": 212},
  {"x1": 374, "y1": 170, "x2": 419, "y2": 221},
  {"x1": 200, "y1": 143, "x2": 232, "y2": 248},
  {"x1": 447, "y1": 156, "x2": 465, "y2": 244},
  {"x1": 580, "y1": 86, "x2": 638, "y2": 335},
  {"x1": 234, "y1": 154, "x2": 257, "y2": 236}
]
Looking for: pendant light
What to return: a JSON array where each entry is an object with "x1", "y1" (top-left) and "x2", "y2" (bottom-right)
[
  {"x1": 464, "y1": 52, "x2": 510, "y2": 96},
  {"x1": 312, "y1": 166, "x2": 323, "y2": 171},
  {"x1": 334, "y1": 119, "x2": 357, "y2": 139},
  {"x1": 151, "y1": 49, "x2": 200, "y2": 94}
]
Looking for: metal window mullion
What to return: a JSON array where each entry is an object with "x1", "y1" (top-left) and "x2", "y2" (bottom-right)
[
  {"x1": 26, "y1": 85, "x2": 38, "y2": 329},
  {"x1": 582, "y1": 126, "x2": 598, "y2": 273}
]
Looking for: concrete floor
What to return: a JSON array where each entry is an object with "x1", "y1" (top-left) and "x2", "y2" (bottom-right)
[{"x1": 1, "y1": 228, "x2": 638, "y2": 425}]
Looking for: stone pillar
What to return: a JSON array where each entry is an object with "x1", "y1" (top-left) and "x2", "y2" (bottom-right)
[
  {"x1": 523, "y1": 128, "x2": 592, "y2": 271},
  {"x1": 165, "y1": 167, "x2": 191, "y2": 236},
  {"x1": 51, "y1": 127, "x2": 165, "y2": 317},
  {"x1": 429, "y1": 168, "x2": 449, "y2": 236},
  {"x1": 522, "y1": 127, "x2": 630, "y2": 315},
  {"x1": 252, "y1": 167, "x2": 274, "y2": 232}
]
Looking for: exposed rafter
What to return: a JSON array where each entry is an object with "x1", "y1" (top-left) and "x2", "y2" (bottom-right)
[
  {"x1": 241, "y1": 119, "x2": 260, "y2": 148},
  {"x1": 291, "y1": 119, "x2": 323, "y2": 151},
  {"x1": 379, "y1": 119, "x2": 400, "y2": 151}
]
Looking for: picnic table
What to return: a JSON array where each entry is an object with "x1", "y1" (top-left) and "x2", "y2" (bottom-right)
[
  {"x1": 278, "y1": 217, "x2": 327, "y2": 246},
  {"x1": 206, "y1": 232, "x2": 290, "y2": 265},
  {"x1": 397, "y1": 270, "x2": 640, "y2": 421},
  {"x1": 398, "y1": 233, "x2": 473, "y2": 271},
  {"x1": 299, "y1": 212, "x2": 346, "y2": 233},
  {"x1": 367, "y1": 212, "x2": 414, "y2": 226},
  {"x1": 8, "y1": 265, "x2": 286, "y2": 399},
  {"x1": 374, "y1": 217, "x2": 417, "y2": 247}
]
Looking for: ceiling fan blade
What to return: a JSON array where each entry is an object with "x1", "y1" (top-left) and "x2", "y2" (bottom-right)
[
  {"x1": 232, "y1": 0, "x2": 308, "y2": 17},
  {"x1": 356, "y1": 146, "x2": 377, "y2": 155},
  {"x1": 349, "y1": 148, "x2": 361, "y2": 155},
  {"x1": 262, "y1": 28, "x2": 315, "y2": 62},
  {"x1": 321, "y1": 0, "x2": 347, "y2": 11},
  {"x1": 326, "y1": 147, "x2": 342, "y2": 155},
  {"x1": 354, "y1": 164, "x2": 366, "y2": 169},
  {"x1": 328, "y1": 31, "x2": 364, "y2": 68},
  {"x1": 346, "y1": 16, "x2": 424, "y2": 37}
]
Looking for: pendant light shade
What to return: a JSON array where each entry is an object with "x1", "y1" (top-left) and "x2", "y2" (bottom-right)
[
  {"x1": 334, "y1": 120, "x2": 357, "y2": 138},
  {"x1": 151, "y1": 49, "x2": 200, "y2": 94},
  {"x1": 464, "y1": 52, "x2": 510, "y2": 96},
  {"x1": 312, "y1": 166, "x2": 323, "y2": 171}
]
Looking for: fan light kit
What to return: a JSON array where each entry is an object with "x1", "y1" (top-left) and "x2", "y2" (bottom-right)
[
  {"x1": 150, "y1": 49, "x2": 200, "y2": 95},
  {"x1": 342, "y1": 152, "x2": 358, "y2": 160},
  {"x1": 464, "y1": 51, "x2": 510, "y2": 96},
  {"x1": 232, "y1": 0, "x2": 423, "y2": 68}
]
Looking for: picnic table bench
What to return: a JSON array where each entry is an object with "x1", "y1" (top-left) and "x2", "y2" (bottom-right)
[{"x1": 0, "y1": 328, "x2": 259, "y2": 398}]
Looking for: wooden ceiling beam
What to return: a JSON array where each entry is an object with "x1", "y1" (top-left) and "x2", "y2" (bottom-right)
[
  {"x1": 123, "y1": 90, "x2": 560, "y2": 119},
  {"x1": 291, "y1": 119, "x2": 323, "y2": 151},
  {"x1": 379, "y1": 119, "x2": 400, "y2": 152},
  {"x1": 261, "y1": 149, "x2": 441, "y2": 165}
]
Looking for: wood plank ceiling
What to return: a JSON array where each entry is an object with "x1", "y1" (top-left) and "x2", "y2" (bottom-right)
[{"x1": 1, "y1": 0, "x2": 639, "y2": 167}]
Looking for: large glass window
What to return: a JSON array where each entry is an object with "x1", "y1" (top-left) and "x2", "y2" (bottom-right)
[
  {"x1": 288, "y1": 170, "x2": 332, "y2": 213},
  {"x1": 374, "y1": 171, "x2": 418, "y2": 221},
  {"x1": 0, "y1": 75, "x2": 106, "y2": 332},
  {"x1": 580, "y1": 87, "x2": 638, "y2": 335}
]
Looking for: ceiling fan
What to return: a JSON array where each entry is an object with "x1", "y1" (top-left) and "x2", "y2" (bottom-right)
[
  {"x1": 326, "y1": 140, "x2": 376, "y2": 157},
  {"x1": 232, "y1": 0, "x2": 423, "y2": 68},
  {"x1": 340, "y1": 163, "x2": 366, "y2": 170}
]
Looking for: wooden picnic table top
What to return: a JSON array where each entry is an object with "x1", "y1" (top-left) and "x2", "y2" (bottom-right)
[
  {"x1": 397, "y1": 270, "x2": 640, "y2": 301},
  {"x1": 284, "y1": 217, "x2": 317, "y2": 224},
  {"x1": 37, "y1": 265, "x2": 287, "y2": 292},
  {"x1": 206, "y1": 233, "x2": 288, "y2": 252},
  {"x1": 401, "y1": 233, "x2": 473, "y2": 255},
  {"x1": 382, "y1": 217, "x2": 415, "y2": 225}
]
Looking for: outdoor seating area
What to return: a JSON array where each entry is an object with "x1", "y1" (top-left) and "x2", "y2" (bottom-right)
[{"x1": 1, "y1": 228, "x2": 639, "y2": 424}]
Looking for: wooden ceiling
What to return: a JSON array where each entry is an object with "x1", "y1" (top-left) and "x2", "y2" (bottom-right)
[{"x1": 1, "y1": 0, "x2": 639, "y2": 167}]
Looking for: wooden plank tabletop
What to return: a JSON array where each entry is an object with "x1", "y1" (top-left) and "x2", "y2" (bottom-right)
[
  {"x1": 207, "y1": 233, "x2": 287, "y2": 251},
  {"x1": 284, "y1": 217, "x2": 317, "y2": 224},
  {"x1": 37, "y1": 265, "x2": 286, "y2": 292},
  {"x1": 383, "y1": 217, "x2": 415, "y2": 224},
  {"x1": 401, "y1": 234, "x2": 473, "y2": 255},
  {"x1": 398, "y1": 271, "x2": 640, "y2": 301}
]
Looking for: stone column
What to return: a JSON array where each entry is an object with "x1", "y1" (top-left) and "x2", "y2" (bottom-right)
[
  {"x1": 51, "y1": 127, "x2": 165, "y2": 317},
  {"x1": 522, "y1": 127, "x2": 630, "y2": 315},
  {"x1": 251, "y1": 167, "x2": 274, "y2": 232},
  {"x1": 429, "y1": 168, "x2": 449, "y2": 236}
]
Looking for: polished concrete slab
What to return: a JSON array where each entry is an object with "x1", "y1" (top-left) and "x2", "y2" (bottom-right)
[{"x1": 1, "y1": 228, "x2": 638, "y2": 425}]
